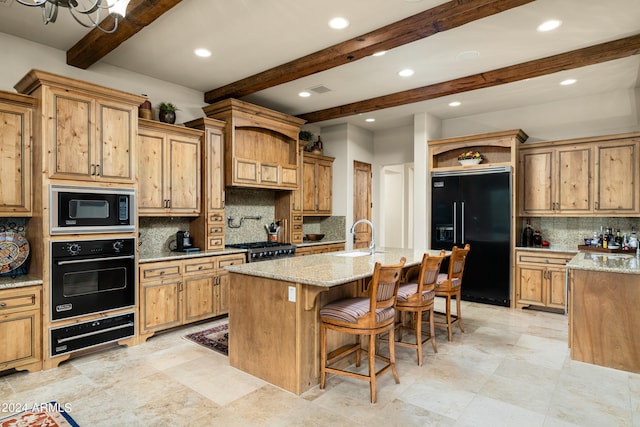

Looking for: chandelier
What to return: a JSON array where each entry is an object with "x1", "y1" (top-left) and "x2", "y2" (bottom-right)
[{"x1": 16, "y1": 0, "x2": 130, "y2": 33}]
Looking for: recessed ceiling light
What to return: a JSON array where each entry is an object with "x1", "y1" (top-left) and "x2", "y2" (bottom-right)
[
  {"x1": 329, "y1": 17, "x2": 349, "y2": 29},
  {"x1": 194, "y1": 48, "x2": 211, "y2": 58},
  {"x1": 560, "y1": 78, "x2": 577, "y2": 86},
  {"x1": 372, "y1": 51, "x2": 386, "y2": 57},
  {"x1": 298, "y1": 91, "x2": 311, "y2": 97},
  {"x1": 398, "y1": 68, "x2": 414, "y2": 77},
  {"x1": 537, "y1": 19, "x2": 561, "y2": 32},
  {"x1": 365, "y1": 118, "x2": 375, "y2": 123},
  {"x1": 449, "y1": 101, "x2": 461, "y2": 107}
]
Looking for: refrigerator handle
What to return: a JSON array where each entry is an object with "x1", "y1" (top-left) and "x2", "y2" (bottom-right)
[
  {"x1": 461, "y1": 201, "x2": 465, "y2": 244},
  {"x1": 453, "y1": 202, "x2": 457, "y2": 244}
]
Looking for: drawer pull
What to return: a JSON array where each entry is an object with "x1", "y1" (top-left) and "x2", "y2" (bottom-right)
[{"x1": 0, "y1": 302, "x2": 6, "y2": 308}]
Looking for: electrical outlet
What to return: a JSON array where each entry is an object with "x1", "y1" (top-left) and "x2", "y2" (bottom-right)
[{"x1": 288, "y1": 286, "x2": 296, "y2": 302}]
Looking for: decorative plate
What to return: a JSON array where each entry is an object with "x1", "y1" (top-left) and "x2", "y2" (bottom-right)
[{"x1": 0, "y1": 232, "x2": 30, "y2": 274}]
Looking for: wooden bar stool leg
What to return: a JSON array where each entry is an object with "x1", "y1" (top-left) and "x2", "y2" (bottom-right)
[
  {"x1": 446, "y1": 295, "x2": 453, "y2": 341},
  {"x1": 369, "y1": 333, "x2": 376, "y2": 403},
  {"x1": 415, "y1": 311, "x2": 423, "y2": 366},
  {"x1": 429, "y1": 306, "x2": 437, "y2": 353},
  {"x1": 456, "y1": 290, "x2": 464, "y2": 333},
  {"x1": 320, "y1": 323, "x2": 327, "y2": 389}
]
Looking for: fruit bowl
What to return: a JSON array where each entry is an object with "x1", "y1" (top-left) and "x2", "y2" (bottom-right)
[{"x1": 305, "y1": 234, "x2": 325, "y2": 241}]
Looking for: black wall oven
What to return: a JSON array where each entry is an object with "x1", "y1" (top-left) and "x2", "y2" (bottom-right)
[{"x1": 50, "y1": 237, "x2": 136, "y2": 321}]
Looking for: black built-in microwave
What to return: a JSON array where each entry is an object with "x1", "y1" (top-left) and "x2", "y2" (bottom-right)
[{"x1": 50, "y1": 185, "x2": 135, "y2": 234}]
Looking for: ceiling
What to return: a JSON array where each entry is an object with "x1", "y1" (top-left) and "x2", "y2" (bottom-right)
[{"x1": 1, "y1": 0, "x2": 639, "y2": 132}]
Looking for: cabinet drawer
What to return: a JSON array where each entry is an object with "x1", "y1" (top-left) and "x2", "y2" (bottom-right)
[
  {"x1": 209, "y1": 213, "x2": 224, "y2": 223},
  {"x1": 209, "y1": 225, "x2": 224, "y2": 234},
  {"x1": 140, "y1": 262, "x2": 182, "y2": 281},
  {"x1": 516, "y1": 252, "x2": 574, "y2": 266},
  {"x1": 208, "y1": 237, "x2": 224, "y2": 248},
  {"x1": 184, "y1": 259, "x2": 216, "y2": 275},
  {"x1": 0, "y1": 287, "x2": 40, "y2": 315},
  {"x1": 293, "y1": 215, "x2": 303, "y2": 222},
  {"x1": 217, "y1": 254, "x2": 245, "y2": 268}
]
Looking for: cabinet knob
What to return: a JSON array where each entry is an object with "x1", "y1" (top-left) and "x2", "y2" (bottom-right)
[
  {"x1": 0, "y1": 302, "x2": 6, "y2": 308},
  {"x1": 198, "y1": 266, "x2": 203, "y2": 270}
]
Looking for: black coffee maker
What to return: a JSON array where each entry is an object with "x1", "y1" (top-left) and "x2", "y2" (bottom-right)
[{"x1": 176, "y1": 231, "x2": 198, "y2": 252}]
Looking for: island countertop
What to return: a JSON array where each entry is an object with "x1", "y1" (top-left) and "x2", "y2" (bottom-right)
[
  {"x1": 225, "y1": 247, "x2": 446, "y2": 287},
  {"x1": 567, "y1": 251, "x2": 640, "y2": 275}
]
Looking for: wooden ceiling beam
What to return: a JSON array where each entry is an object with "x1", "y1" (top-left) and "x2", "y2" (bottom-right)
[
  {"x1": 297, "y1": 34, "x2": 640, "y2": 123},
  {"x1": 67, "y1": 0, "x2": 184, "y2": 69},
  {"x1": 203, "y1": 0, "x2": 535, "y2": 104}
]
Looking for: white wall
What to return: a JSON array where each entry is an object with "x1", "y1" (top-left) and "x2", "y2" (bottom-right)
[{"x1": 0, "y1": 32, "x2": 205, "y2": 123}]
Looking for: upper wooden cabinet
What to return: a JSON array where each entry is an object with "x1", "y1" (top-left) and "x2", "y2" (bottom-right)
[
  {"x1": 203, "y1": 99, "x2": 305, "y2": 190},
  {"x1": 138, "y1": 119, "x2": 203, "y2": 216},
  {"x1": 302, "y1": 152, "x2": 334, "y2": 216},
  {"x1": 519, "y1": 132, "x2": 640, "y2": 216},
  {"x1": 0, "y1": 91, "x2": 34, "y2": 216},
  {"x1": 14, "y1": 69, "x2": 143, "y2": 184},
  {"x1": 184, "y1": 117, "x2": 226, "y2": 250}
]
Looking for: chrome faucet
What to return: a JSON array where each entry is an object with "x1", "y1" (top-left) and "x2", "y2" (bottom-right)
[{"x1": 350, "y1": 218, "x2": 375, "y2": 254}]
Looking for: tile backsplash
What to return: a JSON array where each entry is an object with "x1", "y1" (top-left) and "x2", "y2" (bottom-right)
[
  {"x1": 524, "y1": 217, "x2": 639, "y2": 247},
  {"x1": 139, "y1": 217, "x2": 191, "y2": 252}
]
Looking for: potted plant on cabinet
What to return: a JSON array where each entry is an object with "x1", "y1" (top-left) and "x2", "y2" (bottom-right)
[{"x1": 158, "y1": 102, "x2": 177, "y2": 124}]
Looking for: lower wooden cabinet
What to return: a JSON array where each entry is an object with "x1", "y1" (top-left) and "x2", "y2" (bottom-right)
[
  {"x1": 0, "y1": 286, "x2": 41, "y2": 373},
  {"x1": 139, "y1": 253, "x2": 244, "y2": 340},
  {"x1": 515, "y1": 250, "x2": 575, "y2": 311},
  {"x1": 296, "y1": 242, "x2": 345, "y2": 256}
]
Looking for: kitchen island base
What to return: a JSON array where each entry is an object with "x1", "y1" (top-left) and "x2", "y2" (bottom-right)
[
  {"x1": 228, "y1": 273, "x2": 364, "y2": 395},
  {"x1": 569, "y1": 268, "x2": 640, "y2": 373}
]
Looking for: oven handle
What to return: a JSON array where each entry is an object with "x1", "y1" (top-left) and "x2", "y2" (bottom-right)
[
  {"x1": 56, "y1": 255, "x2": 135, "y2": 265},
  {"x1": 56, "y1": 322, "x2": 134, "y2": 343}
]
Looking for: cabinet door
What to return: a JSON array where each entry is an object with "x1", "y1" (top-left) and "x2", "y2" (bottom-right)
[
  {"x1": 547, "y1": 268, "x2": 566, "y2": 309},
  {"x1": 97, "y1": 101, "x2": 137, "y2": 183},
  {"x1": 302, "y1": 158, "x2": 316, "y2": 212},
  {"x1": 556, "y1": 146, "x2": 591, "y2": 213},
  {"x1": 516, "y1": 265, "x2": 545, "y2": 306},
  {"x1": 217, "y1": 271, "x2": 231, "y2": 315},
  {"x1": 140, "y1": 280, "x2": 182, "y2": 332},
  {"x1": 183, "y1": 275, "x2": 215, "y2": 322},
  {"x1": 167, "y1": 134, "x2": 201, "y2": 215},
  {"x1": 48, "y1": 87, "x2": 95, "y2": 180},
  {"x1": 595, "y1": 141, "x2": 639, "y2": 212},
  {"x1": 0, "y1": 101, "x2": 31, "y2": 215},
  {"x1": 0, "y1": 286, "x2": 40, "y2": 371},
  {"x1": 315, "y1": 160, "x2": 333, "y2": 214},
  {"x1": 205, "y1": 127, "x2": 225, "y2": 211},
  {"x1": 138, "y1": 128, "x2": 167, "y2": 214},
  {"x1": 519, "y1": 149, "x2": 553, "y2": 214}
]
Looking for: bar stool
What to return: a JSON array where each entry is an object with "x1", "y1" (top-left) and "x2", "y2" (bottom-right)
[
  {"x1": 434, "y1": 244, "x2": 470, "y2": 341},
  {"x1": 319, "y1": 257, "x2": 406, "y2": 403},
  {"x1": 394, "y1": 252, "x2": 445, "y2": 366}
]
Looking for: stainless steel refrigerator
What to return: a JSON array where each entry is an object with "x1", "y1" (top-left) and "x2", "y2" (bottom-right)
[{"x1": 431, "y1": 166, "x2": 512, "y2": 306}]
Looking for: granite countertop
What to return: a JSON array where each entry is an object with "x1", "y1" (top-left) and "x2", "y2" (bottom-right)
[
  {"x1": 567, "y1": 251, "x2": 640, "y2": 275},
  {"x1": 515, "y1": 245, "x2": 578, "y2": 254},
  {"x1": 139, "y1": 248, "x2": 246, "y2": 263},
  {"x1": 296, "y1": 239, "x2": 346, "y2": 248},
  {"x1": 224, "y1": 247, "x2": 446, "y2": 287},
  {"x1": 0, "y1": 274, "x2": 43, "y2": 290}
]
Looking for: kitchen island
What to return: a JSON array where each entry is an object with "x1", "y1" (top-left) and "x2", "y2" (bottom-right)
[
  {"x1": 224, "y1": 247, "x2": 443, "y2": 395},
  {"x1": 567, "y1": 252, "x2": 640, "y2": 373}
]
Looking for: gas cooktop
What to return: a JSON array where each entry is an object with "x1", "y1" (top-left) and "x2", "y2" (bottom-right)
[{"x1": 226, "y1": 241, "x2": 290, "y2": 249}]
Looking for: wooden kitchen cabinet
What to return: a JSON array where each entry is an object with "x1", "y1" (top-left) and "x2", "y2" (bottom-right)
[
  {"x1": 519, "y1": 132, "x2": 640, "y2": 216},
  {"x1": 302, "y1": 152, "x2": 334, "y2": 216},
  {"x1": 184, "y1": 118, "x2": 226, "y2": 250},
  {"x1": 0, "y1": 286, "x2": 41, "y2": 373},
  {"x1": 14, "y1": 70, "x2": 143, "y2": 184},
  {"x1": 275, "y1": 143, "x2": 305, "y2": 244},
  {"x1": 519, "y1": 144, "x2": 591, "y2": 215},
  {"x1": 515, "y1": 250, "x2": 574, "y2": 311},
  {"x1": 139, "y1": 253, "x2": 244, "y2": 341},
  {"x1": 138, "y1": 119, "x2": 203, "y2": 216},
  {"x1": 203, "y1": 98, "x2": 305, "y2": 190},
  {"x1": 295, "y1": 242, "x2": 345, "y2": 256},
  {"x1": 0, "y1": 91, "x2": 34, "y2": 216}
]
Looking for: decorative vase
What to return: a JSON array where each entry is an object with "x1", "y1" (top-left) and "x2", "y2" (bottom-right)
[
  {"x1": 138, "y1": 96, "x2": 152, "y2": 120},
  {"x1": 159, "y1": 110, "x2": 176, "y2": 124}
]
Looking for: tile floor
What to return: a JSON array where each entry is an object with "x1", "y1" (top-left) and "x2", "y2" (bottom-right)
[{"x1": 1, "y1": 299, "x2": 639, "y2": 426}]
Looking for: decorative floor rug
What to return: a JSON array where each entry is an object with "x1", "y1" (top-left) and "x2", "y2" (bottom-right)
[
  {"x1": 0, "y1": 401, "x2": 79, "y2": 427},
  {"x1": 183, "y1": 323, "x2": 229, "y2": 356}
]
